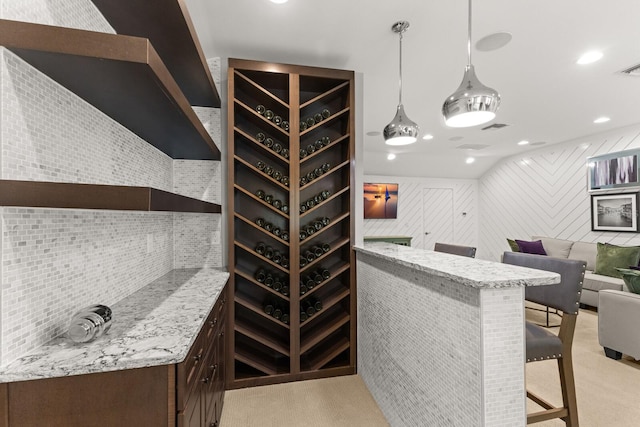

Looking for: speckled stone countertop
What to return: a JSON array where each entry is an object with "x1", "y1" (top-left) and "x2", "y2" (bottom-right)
[
  {"x1": 355, "y1": 242, "x2": 559, "y2": 288},
  {"x1": 0, "y1": 268, "x2": 229, "y2": 383}
]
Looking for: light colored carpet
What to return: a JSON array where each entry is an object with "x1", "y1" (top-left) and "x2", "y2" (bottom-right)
[
  {"x1": 221, "y1": 306, "x2": 640, "y2": 426},
  {"x1": 220, "y1": 375, "x2": 389, "y2": 427}
]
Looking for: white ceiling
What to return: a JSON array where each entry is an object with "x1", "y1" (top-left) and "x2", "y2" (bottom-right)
[{"x1": 185, "y1": 0, "x2": 640, "y2": 179}]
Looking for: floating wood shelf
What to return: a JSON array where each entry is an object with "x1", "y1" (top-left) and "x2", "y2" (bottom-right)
[
  {"x1": 0, "y1": 19, "x2": 220, "y2": 160},
  {"x1": 90, "y1": 0, "x2": 220, "y2": 108},
  {"x1": 0, "y1": 180, "x2": 221, "y2": 213}
]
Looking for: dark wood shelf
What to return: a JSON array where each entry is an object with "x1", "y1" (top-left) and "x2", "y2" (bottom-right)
[
  {"x1": 306, "y1": 337, "x2": 350, "y2": 371},
  {"x1": 0, "y1": 19, "x2": 220, "y2": 160},
  {"x1": 235, "y1": 156, "x2": 289, "y2": 191},
  {"x1": 235, "y1": 270, "x2": 290, "y2": 301},
  {"x1": 300, "y1": 237, "x2": 350, "y2": 273},
  {"x1": 300, "y1": 186, "x2": 350, "y2": 218},
  {"x1": 235, "y1": 319, "x2": 290, "y2": 356},
  {"x1": 0, "y1": 179, "x2": 220, "y2": 213},
  {"x1": 234, "y1": 241, "x2": 289, "y2": 273},
  {"x1": 90, "y1": 0, "x2": 220, "y2": 108},
  {"x1": 300, "y1": 160, "x2": 350, "y2": 191},
  {"x1": 234, "y1": 348, "x2": 280, "y2": 377},
  {"x1": 235, "y1": 70, "x2": 289, "y2": 108},
  {"x1": 235, "y1": 99, "x2": 290, "y2": 137},
  {"x1": 301, "y1": 312, "x2": 350, "y2": 353},
  {"x1": 234, "y1": 185, "x2": 290, "y2": 219},
  {"x1": 235, "y1": 127, "x2": 290, "y2": 164},
  {"x1": 300, "y1": 134, "x2": 350, "y2": 164},
  {"x1": 300, "y1": 81, "x2": 350, "y2": 109},
  {"x1": 300, "y1": 107, "x2": 350, "y2": 136},
  {"x1": 234, "y1": 213, "x2": 290, "y2": 246}
]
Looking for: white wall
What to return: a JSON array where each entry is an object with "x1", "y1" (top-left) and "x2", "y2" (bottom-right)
[
  {"x1": 479, "y1": 123, "x2": 640, "y2": 261},
  {"x1": 363, "y1": 175, "x2": 478, "y2": 250}
]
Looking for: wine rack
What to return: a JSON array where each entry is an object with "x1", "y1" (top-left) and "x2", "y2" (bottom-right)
[{"x1": 227, "y1": 59, "x2": 355, "y2": 388}]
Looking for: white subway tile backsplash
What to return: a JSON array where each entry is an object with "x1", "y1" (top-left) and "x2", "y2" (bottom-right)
[{"x1": 173, "y1": 213, "x2": 222, "y2": 269}]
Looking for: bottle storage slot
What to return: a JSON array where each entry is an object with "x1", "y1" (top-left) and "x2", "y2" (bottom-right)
[
  {"x1": 235, "y1": 334, "x2": 290, "y2": 376},
  {"x1": 235, "y1": 306, "x2": 290, "y2": 355},
  {"x1": 235, "y1": 69, "x2": 290, "y2": 105},
  {"x1": 235, "y1": 128, "x2": 290, "y2": 164},
  {"x1": 228, "y1": 59, "x2": 354, "y2": 387}
]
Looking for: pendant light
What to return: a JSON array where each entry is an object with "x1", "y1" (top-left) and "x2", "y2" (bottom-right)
[
  {"x1": 442, "y1": 0, "x2": 500, "y2": 128},
  {"x1": 384, "y1": 21, "x2": 419, "y2": 146}
]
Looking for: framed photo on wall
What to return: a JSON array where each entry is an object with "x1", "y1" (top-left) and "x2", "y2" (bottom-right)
[
  {"x1": 591, "y1": 192, "x2": 639, "y2": 232},
  {"x1": 363, "y1": 183, "x2": 398, "y2": 219},
  {"x1": 587, "y1": 149, "x2": 640, "y2": 192}
]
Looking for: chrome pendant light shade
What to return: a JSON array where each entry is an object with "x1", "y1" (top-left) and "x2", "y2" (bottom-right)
[
  {"x1": 443, "y1": 0, "x2": 500, "y2": 128},
  {"x1": 384, "y1": 21, "x2": 419, "y2": 145}
]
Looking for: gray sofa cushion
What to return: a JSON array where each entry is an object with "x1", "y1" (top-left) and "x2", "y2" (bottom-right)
[
  {"x1": 584, "y1": 272, "x2": 624, "y2": 292},
  {"x1": 568, "y1": 241, "x2": 597, "y2": 271},
  {"x1": 532, "y1": 235, "x2": 574, "y2": 259}
]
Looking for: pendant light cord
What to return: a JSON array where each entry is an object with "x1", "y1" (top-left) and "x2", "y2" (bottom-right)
[
  {"x1": 398, "y1": 30, "x2": 403, "y2": 105},
  {"x1": 467, "y1": 0, "x2": 472, "y2": 67}
]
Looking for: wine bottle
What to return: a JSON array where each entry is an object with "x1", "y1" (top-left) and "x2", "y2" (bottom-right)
[
  {"x1": 300, "y1": 281, "x2": 308, "y2": 295},
  {"x1": 305, "y1": 225, "x2": 315, "y2": 236},
  {"x1": 273, "y1": 305, "x2": 283, "y2": 320},
  {"x1": 312, "y1": 245, "x2": 324, "y2": 257},
  {"x1": 314, "y1": 167, "x2": 323, "y2": 177},
  {"x1": 303, "y1": 299, "x2": 316, "y2": 316},
  {"x1": 265, "y1": 137, "x2": 274, "y2": 148},
  {"x1": 264, "y1": 109, "x2": 274, "y2": 120},
  {"x1": 306, "y1": 171, "x2": 316, "y2": 181},
  {"x1": 273, "y1": 199, "x2": 282, "y2": 209},
  {"x1": 263, "y1": 299, "x2": 275, "y2": 315},
  {"x1": 314, "y1": 140, "x2": 323, "y2": 150},
  {"x1": 300, "y1": 121, "x2": 307, "y2": 132},
  {"x1": 299, "y1": 204, "x2": 307, "y2": 214},
  {"x1": 265, "y1": 194, "x2": 274, "y2": 204},
  {"x1": 255, "y1": 218, "x2": 265, "y2": 227},
  {"x1": 314, "y1": 113, "x2": 323, "y2": 123},
  {"x1": 256, "y1": 104, "x2": 266, "y2": 115},
  {"x1": 281, "y1": 121, "x2": 290, "y2": 132},
  {"x1": 322, "y1": 108, "x2": 330, "y2": 119},
  {"x1": 305, "y1": 276, "x2": 315, "y2": 290},
  {"x1": 256, "y1": 189, "x2": 265, "y2": 199},
  {"x1": 313, "y1": 195, "x2": 322, "y2": 204},
  {"x1": 264, "y1": 166, "x2": 274, "y2": 176},
  {"x1": 321, "y1": 216, "x2": 331, "y2": 226},
  {"x1": 304, "y1": 250, "x2": 315, "y2": 263},
  {"x1": 300, "y1": 311, "x2": 308, "y2": 323},
  {"x1": 281, "y1": 176, "x2": 290, "y2": 187},
  {"x1": 320, "y1": 268, "x2": 331, "y2": 280},
  {"x1": 264, "y1": 222, "x2": 273, "y2": 232},
  {"x1": 299, "y1": 258, "x2": 307, "y2": 268},
  {"x1": 273, "y1": 115, "x2": 282, "y2": 125},
  {"x1": 264, "y1": 274, "x2": 274, "y2": 288},
  {"x1": 256, "y1": 160, "x2": 266, "y2": 170},
  {"x1": 306, "y1": 199, "x2": 316, "y2": 209},
  {"x1": 273, "y1": 171, "x2": 282, "y2": 182},
  {"x1": 256, "y1": 132, "x2": 266, "y2": 143},
  {"x1": 321, "y1": 136, "x2": 331, "y2": 146},
  {"x1": 255, "y1": 269, "x2": 266, "y2": 283},
  {"x1": 255, "y1": 242, "x2": 266, "y2": 255},
  {"x1": 321, "y1": 190, "x2": 331, "y2": 199},
  {"x1": 313, "y1": 220, "x2": 323, "y2": 231},
  {"x1": 322, "y1": 163, "x2": 331, "y2": 173},
  {"x1": 300, "y1": 176, "x2": 308, "y2": 186},
  {"x1": 306, "y1": 144, "x2": 316, "y2": 154},
  {"x1": 281, "y1": 312, "x2": 290, "y2": 324},
  {"x1": 306, "y1": 117, "x2": 315, "y2": 128},
  {"x1": 272, "y1": 227, "x2": 281, "y2": 237},
  {"x1": 264, "y1": 246, "x2": 274, "y2": 259},
  {"x1": 299, "y1": 231, "x2": 308, "y2": 241},
  {"x1": 281, "y1": 148, "x2": 289, "y2": 159},
  {"x1": 312, "y1": 297, "x2": 323, "y2": 312},
  {"x1": 273, "y1": 251, "x2": 283, "y2": 265},
  {"x1": 299, "y1": 148, "x2": 307, "y2": 159},
  {"x1": 281, "y1": 257, "x2": 290, "y2": 269},
  {"x1": 281, "y1": 285, "x2": 290, "y2": 297},
  {"x1": 322, "y1": 243, "x2": 331, "y2": 253},
  {"x1": 273, "y1": 143, "x2": 282, "y2": 154},
  {"x1": 281, "y1": 204, "x2": 289, "y2": 214},
  {"x1": 312, "y1": 270, "x2": 323, "y2": 284},
  {"x1": 273, "y1": 277, "x2": 282, "y2": 292},
  {"x1": 281, "y1": 231, "x2": 289, "y2": 242}
]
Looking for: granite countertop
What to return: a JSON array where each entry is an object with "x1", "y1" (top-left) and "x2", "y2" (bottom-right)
[
  {"x1": 0, "y1": 268, "x2": 229, "y2": 383},
  {"x1": 355, "y1": 242, "x2": 559, "y2": 288}
]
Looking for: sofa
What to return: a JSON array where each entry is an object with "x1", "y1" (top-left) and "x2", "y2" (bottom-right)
[
  {"x1": 598, "y1": 289, "x2": 640, "y2": 360},
  {"x1": 519, "y1": 236, "x2": 629, "y2": 308}
]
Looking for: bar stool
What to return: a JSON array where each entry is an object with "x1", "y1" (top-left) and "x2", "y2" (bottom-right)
[
  {"x1": 502, "y1": 251, "x2": 586, "y2": 426},
  {"x1": 433, "y1": 242, "x2": 476, "y2": 258}
]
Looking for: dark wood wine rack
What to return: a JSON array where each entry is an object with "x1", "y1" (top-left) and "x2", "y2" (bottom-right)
[{"x1": 226, "y1": 59, "x2": 356, "y2": 388}]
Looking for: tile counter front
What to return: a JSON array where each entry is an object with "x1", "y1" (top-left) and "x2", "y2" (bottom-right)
[
  {"x1": 0, "y1": 268, "x2": 229, "y2": 383},
  {"x1": 355, "y1": 243, "x2": 559, "y2": 427}
]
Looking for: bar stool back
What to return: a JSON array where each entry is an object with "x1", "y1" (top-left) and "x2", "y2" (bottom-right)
[{"x1": 503, "y1": 251, "x2": 586, "y2": 426}]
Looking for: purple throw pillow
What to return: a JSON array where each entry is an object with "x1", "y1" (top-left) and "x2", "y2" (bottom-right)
[
  {"x1": 629, "y1": 266, "x2": 640, "y2": 271},
  {"x1": 515, "y1": 239, "x2": 547, "y2": 255}
]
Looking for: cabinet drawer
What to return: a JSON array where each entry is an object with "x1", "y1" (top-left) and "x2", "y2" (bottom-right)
[{"x1": 177, "y1": 326, "x2": 207, "y2": 410}]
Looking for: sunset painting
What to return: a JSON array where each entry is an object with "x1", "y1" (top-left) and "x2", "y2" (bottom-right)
[{"x1": 364, "y1": 183, "x2": 398, "y2": 219}]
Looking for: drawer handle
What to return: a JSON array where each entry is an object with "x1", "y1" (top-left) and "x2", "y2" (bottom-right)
[
  {"x1": 219, "y1": 331, "x2": 224, "y2": 337},
  {"x1": 209, "y1": 318, "x2": 217, "y2": 327},
  {"x1": 201, "y1": 376, "x2": 210, "y2": 384},
  {"x1": 193, "y1": 353, "x2": 202, "y2": 362}
]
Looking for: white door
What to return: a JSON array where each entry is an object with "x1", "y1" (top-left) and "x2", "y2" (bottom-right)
[{"x1": 423, "y1": 188, "x2": 454, "y2": 250}]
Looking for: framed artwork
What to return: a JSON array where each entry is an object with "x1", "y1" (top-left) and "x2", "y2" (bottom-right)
[
  {"x1": 364, "y1": 183, "x2": 398, "y2": 219},
  {"x1": 587, "y1": 149, "x2": 640, "y2": 192},
  {"x1": 591, "y1": 192, "x2": 639, "y2": 232}
]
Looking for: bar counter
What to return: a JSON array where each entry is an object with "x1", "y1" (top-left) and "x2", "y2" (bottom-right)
[{"x1": 355, "y1": 243, "x2": 559, "y2": 427}]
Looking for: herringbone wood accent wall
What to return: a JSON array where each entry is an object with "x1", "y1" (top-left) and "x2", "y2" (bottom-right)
[
  {"x1": 479, "y1": 123, "x2": 640, "y2": 261},
  {"x1": 363, "y1": 175, "x2": 477, "y2": 250}
]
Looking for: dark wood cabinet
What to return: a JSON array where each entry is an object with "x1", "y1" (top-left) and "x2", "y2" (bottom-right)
[
  {"x1": 227, "y1": 59, "x2": 356, "y2": 389},
  {"x1": 1, "y1": 287, "x2": 226, "y2": 427}
]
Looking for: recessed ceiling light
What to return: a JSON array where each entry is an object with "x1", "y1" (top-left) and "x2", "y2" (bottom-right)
[
  {"x1": 593, "y1": 116, "x2": 610, "y2": 124},
  {"x1": 517, "y1": 140, "x2": 529, "y2": 146},
  {"x1": 422, "y1": 134, "x2": 434, "y2": 140},
  {"x1": 577, "y1": 50, "x2": 603, "y2": 65},
  {"x1": 387, "y1": 153, "x2": 396, "y2": 160},
  {"x1": 465, "y1": 157, "x2": 475, "y2": 164},
  {"x1": 270, "y1": 0, "x2": 288, "y2": 3}
]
